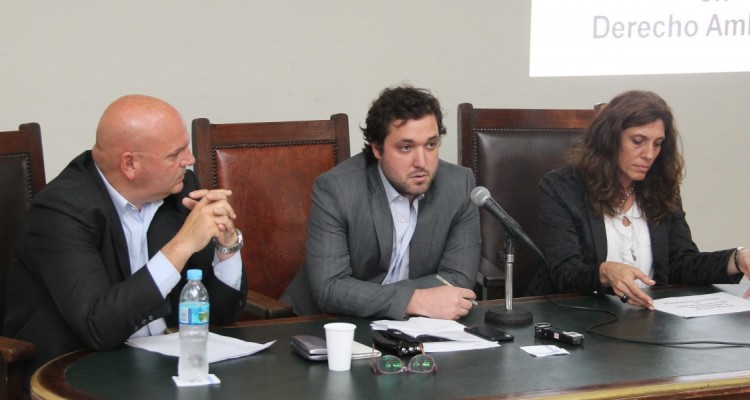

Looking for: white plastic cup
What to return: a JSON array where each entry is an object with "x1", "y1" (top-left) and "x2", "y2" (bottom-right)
[{"x1": 323, "y1": 322, "x2": 356, "y2": 371}]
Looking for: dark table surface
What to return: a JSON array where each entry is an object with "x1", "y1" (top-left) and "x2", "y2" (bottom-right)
[{"x1": 32, "y1": 284, "x2": 750, "y2": 399}]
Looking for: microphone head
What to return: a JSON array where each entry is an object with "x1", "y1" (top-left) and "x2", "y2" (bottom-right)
[{"x1": 470, "y1": 186, "x2": 491, "y2": 207}]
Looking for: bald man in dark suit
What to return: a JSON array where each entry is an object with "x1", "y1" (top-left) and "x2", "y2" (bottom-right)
[{"x1": 3, "y1": 95, "x2": 247, "y2": 385}]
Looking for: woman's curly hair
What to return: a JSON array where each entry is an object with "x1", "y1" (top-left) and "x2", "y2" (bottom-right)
[{"x1": 569, "y1": 90, "x2": 684, "y2": 223}]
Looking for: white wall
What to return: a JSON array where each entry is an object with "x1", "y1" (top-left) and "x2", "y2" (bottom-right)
[{"x1": 2, "y1": 1, "x2": 748, "y2": 251}]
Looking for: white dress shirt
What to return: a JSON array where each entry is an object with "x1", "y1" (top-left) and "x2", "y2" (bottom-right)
[
  {"x1": 378, "y1": 167, "x2": 423, "y2": 285},
  {"x1": 96, "y1": 166, "x2": 242, "y2": 338},
  {"x1": 604, "y1": 202, "x2": 653, "y2": 288}
]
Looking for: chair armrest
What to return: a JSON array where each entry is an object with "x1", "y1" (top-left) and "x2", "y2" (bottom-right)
[
  {"x1": 0, "y1": 336, "x2": 35, "y2": 365},
  {"x1": 476, "y1": 256, "x2": 507, "y2": 301},
  {"x1": 245, "y1": 290, "x2": 294, "y2": 319},
  {"x1": 479, "y1": 256, "x2": 506, "y2": 288},
  {"x1": 0, "y1": 336, "x2": 36, "y2": 400}
]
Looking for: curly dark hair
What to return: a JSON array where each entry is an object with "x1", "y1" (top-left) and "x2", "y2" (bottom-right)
[
  {"x1": 361, "y1": 85, "x2": 447, "y2": 163},
  {"x1": 569, "y1": 90, "x2": 684, "y2": 223}
]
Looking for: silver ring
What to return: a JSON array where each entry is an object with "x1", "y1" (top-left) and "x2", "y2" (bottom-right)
[{"x1": 620, "y1": 294, "x2": 629, "y2": 303}]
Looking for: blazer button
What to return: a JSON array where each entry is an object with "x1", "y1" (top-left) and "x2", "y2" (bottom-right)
[
  {"x1": 148, "y1": 315, "x2": 154, "y2": 321},
  {"x1": 140, "y1": 319, "x2": 147, "y2": 325}
]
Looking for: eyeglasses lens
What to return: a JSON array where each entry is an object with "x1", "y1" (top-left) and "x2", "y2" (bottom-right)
[
  {"x1": 374, "y1": 354, "x2": 436, "y2": 374},
  {"x1": 375, "y1": 355, "x2": 405, "y2": 374},
  {"x1": 408, "y1": 354, "x2": 436, "y2": 373}
]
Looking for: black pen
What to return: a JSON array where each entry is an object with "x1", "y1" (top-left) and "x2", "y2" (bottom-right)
[{"x1": 436, "y1": 275, "x2": 479, "y2": 306}]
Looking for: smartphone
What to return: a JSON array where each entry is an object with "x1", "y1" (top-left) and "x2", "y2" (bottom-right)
[
  {"x1": 465, "y1": 325, "x2": 514, "y2": 342},
  {"x1": 386, "y1": 329, "x2": 451, "y2": 343},
  {"x1": 290, "y1": 335, "x2": 328, "y2": 361}
]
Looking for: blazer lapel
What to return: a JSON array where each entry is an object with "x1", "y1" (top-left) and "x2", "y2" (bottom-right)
[
  {"x1": 85, "y1": 159, "x2": 132, "y2": 278},
  {"x1": 367, "y1": 163, "x2": 393, "y2": 272},
  {"x1": 407, "y1": 169, "x2": 436, "y2": 277},
  {"x1": 586, "y1": 204, "x2": 608, "y2": 263},
  {"x1": 648, "y1": 217, "x2": 669, "y2": 284}
]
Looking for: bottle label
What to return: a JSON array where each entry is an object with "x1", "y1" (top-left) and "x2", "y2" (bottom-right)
[{"x1": 179, "y1": 301, "x2": 210, "y2": 325}]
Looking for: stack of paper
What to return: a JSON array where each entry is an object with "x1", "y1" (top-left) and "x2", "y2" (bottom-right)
[{"x1": 371, "y1": 317, "x2": 500, "y2": 352}]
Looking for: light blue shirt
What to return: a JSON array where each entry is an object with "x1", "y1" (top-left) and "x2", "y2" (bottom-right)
[
  {"x1": 378, "y1": 167, "x2": 423, "y2": 285},
  {"x1": 96, "y1": 166, "x2": 242, "y2": 338}
]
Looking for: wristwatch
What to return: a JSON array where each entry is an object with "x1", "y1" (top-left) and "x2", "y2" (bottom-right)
[{"x1": 214, "y1": 229, "x2": 244, "y2": 254}]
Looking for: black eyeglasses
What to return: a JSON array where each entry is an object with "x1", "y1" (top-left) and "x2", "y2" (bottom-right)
[{"x1": 370, "y1": 344, "x2": 437, "y2": 375}]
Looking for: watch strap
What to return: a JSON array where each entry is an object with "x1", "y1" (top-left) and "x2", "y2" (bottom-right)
[{"x1": 214, "y1": 229, "x2": 244, "y2": 254}]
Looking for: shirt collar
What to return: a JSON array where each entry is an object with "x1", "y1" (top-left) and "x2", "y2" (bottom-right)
[
  {"x1": 377, "y1": 165, "x2": 425, "y2": 204},
  {"x1": 94, "y1": 163, "x2": 163, "y2": 214}
]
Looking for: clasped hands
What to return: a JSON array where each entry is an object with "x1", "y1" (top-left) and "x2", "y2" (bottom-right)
[
  {"x1": 161, "y1": 189, "x2": 239, "y2": 269},
  {"x1": 162, "y1": 189, "x2": 238, "y2": 269},
  {"x1": 182, "y1": 189, "x2": 239, "y2": 254}
]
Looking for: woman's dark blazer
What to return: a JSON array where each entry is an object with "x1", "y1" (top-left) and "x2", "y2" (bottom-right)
[{"x1": 527, "y1": 167, "x2": 738, "y2": 296}]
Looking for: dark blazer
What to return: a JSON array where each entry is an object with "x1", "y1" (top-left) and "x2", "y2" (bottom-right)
[
  {"x1": 3, "y1": 151, "x2": 247, "y2": 381},
  {"x1": 527, "y1": 167, "x2": 738, "y2": 296},
  {"x1": 281, "y1": 153, "x2": 481, "y2": 320}
]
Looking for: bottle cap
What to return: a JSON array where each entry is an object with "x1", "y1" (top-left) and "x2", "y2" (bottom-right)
[{"x1": 187, "y1": 269, "x2": 202, "y2": 281}]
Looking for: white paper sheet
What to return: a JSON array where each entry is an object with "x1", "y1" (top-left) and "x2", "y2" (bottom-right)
[
  {"x1": 172, "y1": 374, "x2": 221, "y2": 387},
  {"x1": 371, "y1": 317, "x2": 500, "y2": 352},
  {"x1": 714, "y1": 282, "x2": 750, "y2": 298},
  {"x1": 520, "y1": 345, "x2": 569, "y2": 357},
  {"x1": 126, "y1": 332, "x2": 275, "y2": 363},
  {"x1": 653, "y1": 292, "x2": 750, "y2": 318}
]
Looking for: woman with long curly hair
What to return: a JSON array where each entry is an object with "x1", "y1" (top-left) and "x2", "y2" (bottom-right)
[{"x1": 527, "y1": 90, "x2": 749, "y2": 308}]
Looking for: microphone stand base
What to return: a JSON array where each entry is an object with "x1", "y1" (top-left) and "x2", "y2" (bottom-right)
[{"x1": 484, "y1": 307, "x2": 533, "y2": 326}]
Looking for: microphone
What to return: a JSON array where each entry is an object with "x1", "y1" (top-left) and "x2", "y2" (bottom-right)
[{"x1": 470, "y1": 186, "x2": 546, "y2": 263}]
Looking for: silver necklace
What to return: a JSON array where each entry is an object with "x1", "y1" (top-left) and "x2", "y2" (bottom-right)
[
  {"x1": 615, "y1": 185, "x2": 635, "y2": 216},
  {"x1": 613, "y1": 205, "x2": 639, "y2": 263},
  {"x1": 625, "y1": 206, "x2": 637, "y2": 262},
  {"x1": 615, "y1": 185, "x2": 637, "y2": 262}
]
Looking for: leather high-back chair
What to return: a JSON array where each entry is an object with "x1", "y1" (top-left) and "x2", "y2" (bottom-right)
[
  {"x1": 458, "y1": 104, "x2": 595, "y2": 300},
  {"x1": 0, "y1": 123, "x2": 45, "y2": 400},
  {"x1": 192, "y1": 114, "x2": 350, "y2": 318}
]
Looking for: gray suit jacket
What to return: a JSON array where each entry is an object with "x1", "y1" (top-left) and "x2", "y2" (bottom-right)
[
  {"x1": 281, "y1": 153, "x2": 481, "y2": 320},
  {"x1": 527, "y1": 167, "x2": 739, "y2": 295}
]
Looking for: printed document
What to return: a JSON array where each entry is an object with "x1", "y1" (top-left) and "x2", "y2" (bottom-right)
[
  {"x1": 653, "y1": 292, "x2": 750, "y2": 318},
  {"x1": 371, "y1": 317, "x2": 500, "y2": 352}
]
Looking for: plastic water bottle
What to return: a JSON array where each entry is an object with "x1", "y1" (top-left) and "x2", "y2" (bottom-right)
[{"x1": 178, "y1": 269, "x2": 210, "y2": 382}]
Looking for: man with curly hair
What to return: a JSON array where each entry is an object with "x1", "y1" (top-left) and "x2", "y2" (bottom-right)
[{"x1": 282, "y1": 85, "x2": 480, "y2": 320}]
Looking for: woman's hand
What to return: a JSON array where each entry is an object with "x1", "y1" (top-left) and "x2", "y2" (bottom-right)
[
  {"x1": 728, "y1": 247, "x2": 750, "y2": 297},
  {"x1": 600, "y1": 261, "x2": 656, "y2": 309}
]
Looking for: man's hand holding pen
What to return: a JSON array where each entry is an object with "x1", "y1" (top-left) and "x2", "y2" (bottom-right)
[
  {"x1": 436, "y1": 275, "x2": 479, "y2": 306},
  {"x1": 403, "y1": 274, "x2": 478, "y2": 320}
]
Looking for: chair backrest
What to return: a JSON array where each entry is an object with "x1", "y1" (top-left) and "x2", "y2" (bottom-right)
[
  {"x1": 458, "y1": 104, "x2": 594, "y2": 299},
  {"x1": 192, "y1": 114, "x2": 350, "y2": 301},
  {"x1": 0, "y1": 123, "x2": 46, "y2": 327}
]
